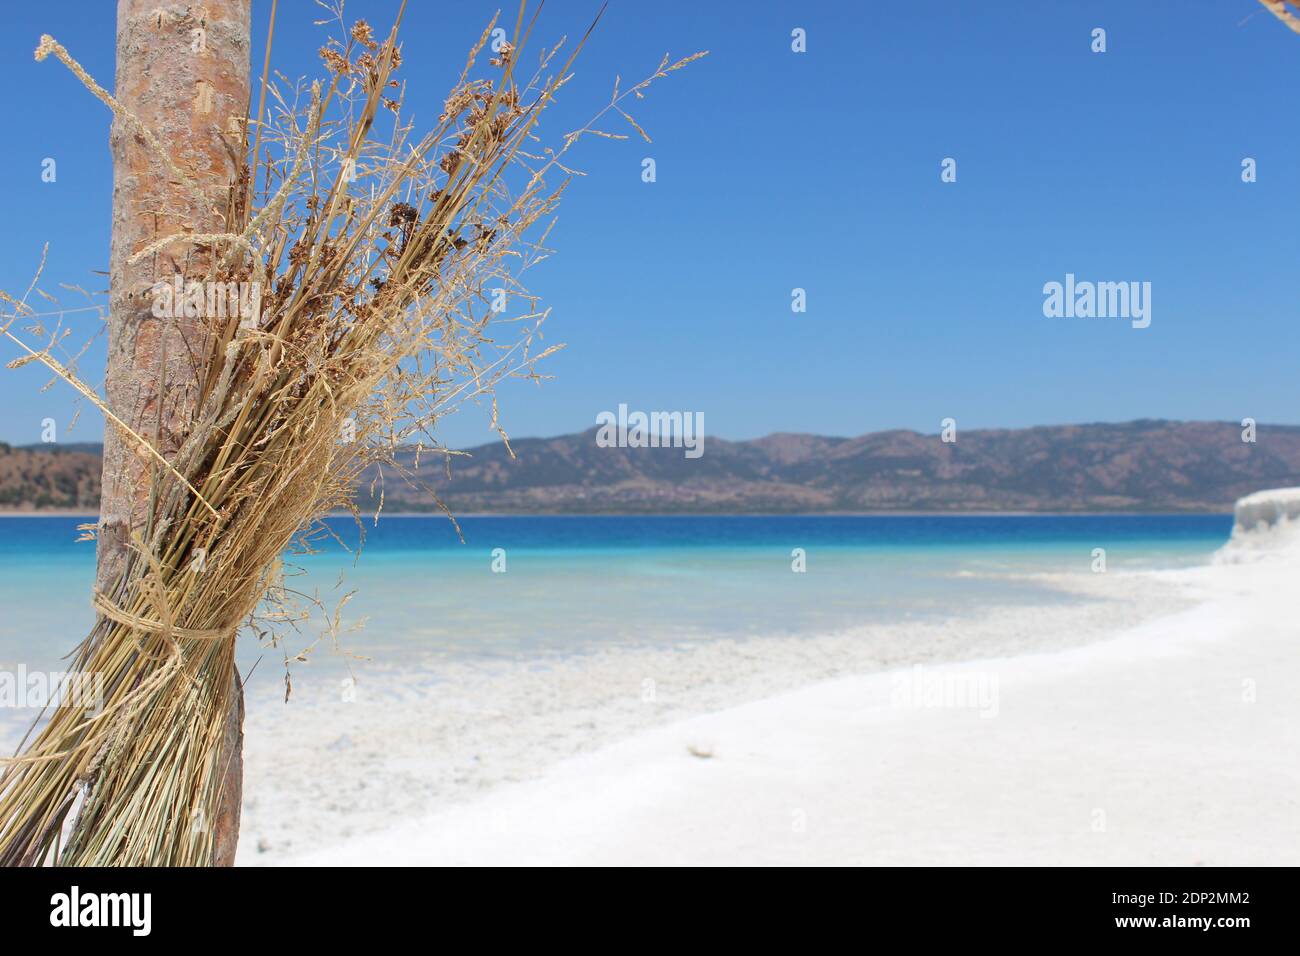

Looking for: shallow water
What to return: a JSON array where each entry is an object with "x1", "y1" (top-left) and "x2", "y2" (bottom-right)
[
  {"x1": 0, "y1": 514, "x2": 1232, "y2": 678},
  {"x1": 0, "y1": 513, "x2": 1233, "y2": 862}
]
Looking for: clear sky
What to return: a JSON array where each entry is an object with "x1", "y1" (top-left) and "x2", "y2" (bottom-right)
[{"x1": 1, "y1": 0, "x2": 1297, "y2": 449}]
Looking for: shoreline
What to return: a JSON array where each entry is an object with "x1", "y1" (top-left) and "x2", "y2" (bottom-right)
[
  {"x1": 237, "y1": 564, "x2": 1200, "y2": 865},
  {"x1": 279, "y1": 549, "x2": 1296, "y2": 866},
  {"x1": 0, "y1": 506, "x2": 1268, "y2": 865}
]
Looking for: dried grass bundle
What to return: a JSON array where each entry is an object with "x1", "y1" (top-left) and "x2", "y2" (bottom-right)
[{"x1": 0, "y1": 0, "x2": 701, "y2": 865}]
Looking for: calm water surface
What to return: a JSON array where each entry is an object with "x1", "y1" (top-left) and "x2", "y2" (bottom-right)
[{"x1": 0, "y1": 514, "x2": 1232, "y2": 675}]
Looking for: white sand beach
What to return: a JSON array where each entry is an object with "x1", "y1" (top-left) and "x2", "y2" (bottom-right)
[{"x1": 258, "y1": 492, "x2": 1300, "y2": 866}]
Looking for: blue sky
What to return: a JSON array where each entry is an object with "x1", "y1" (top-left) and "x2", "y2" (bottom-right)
[{"x1": 1, "y1": 0, "x2": 1297, "y2": 449}]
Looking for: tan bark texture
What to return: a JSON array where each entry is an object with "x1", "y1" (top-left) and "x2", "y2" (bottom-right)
[{"x1": 101, "y1": 0, "x2": 250, "y2": 866}]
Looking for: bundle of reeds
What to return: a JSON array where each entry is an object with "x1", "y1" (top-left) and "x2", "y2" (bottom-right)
[{"x1": 0, "y1": 1, "x2": 701, "y2": 865}]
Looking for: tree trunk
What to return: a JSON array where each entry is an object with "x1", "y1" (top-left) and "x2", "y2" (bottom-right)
[{"x1": 100, "y1": 0, "x2": 250, "y2": 866}]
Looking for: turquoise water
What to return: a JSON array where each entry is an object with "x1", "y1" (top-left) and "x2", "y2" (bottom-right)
[{"x1": 0, "y1": 515, "x2": 1232, "y2": 677}]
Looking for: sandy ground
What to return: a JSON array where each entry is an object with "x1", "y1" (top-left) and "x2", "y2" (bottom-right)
[
  {"x1": 236, "y1": 567, "x2": 1194, "y2": 864},
  {"x1": 277, "y1": 534, "x2": 1298, "y2": 866}
]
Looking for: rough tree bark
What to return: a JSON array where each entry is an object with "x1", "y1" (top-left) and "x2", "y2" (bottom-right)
[{"x1": 100, "y1": 0, "x2": 250, "y2": 865}]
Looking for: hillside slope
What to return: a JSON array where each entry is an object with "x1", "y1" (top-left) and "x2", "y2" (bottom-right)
[{"x1": 4, "y1": 421, "x2": 1295, "y2": 513}]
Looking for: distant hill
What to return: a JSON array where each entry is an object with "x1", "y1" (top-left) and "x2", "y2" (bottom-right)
[
  {"x1": 4, "y1": 420, "x2": 1297, "y2": 514},
  {"x1": 0, "y1": 443, "x2": 101, "y2": 510}
]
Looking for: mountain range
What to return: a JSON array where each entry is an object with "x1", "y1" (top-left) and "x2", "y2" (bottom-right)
[{"x1": 3, "y1": 420, "x2": 1297, "y2": 513}]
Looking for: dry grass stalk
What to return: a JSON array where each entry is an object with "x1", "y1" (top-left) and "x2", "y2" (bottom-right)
[
  {"x1": 0, "y1": 0, "x2": 703, "y2": 865},
  {"x1": 1259, "y1": 0, "x2": 1300, "y2": 35}
]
